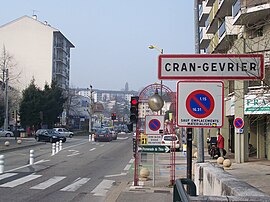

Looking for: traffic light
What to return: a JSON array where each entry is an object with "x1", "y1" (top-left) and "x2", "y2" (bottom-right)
[
  {"x1": 111, "y1": 113, "x2": 116, "y2": 120},
  {"x1": 130, "y1": 96, "x2": 139, "y2": 123}
]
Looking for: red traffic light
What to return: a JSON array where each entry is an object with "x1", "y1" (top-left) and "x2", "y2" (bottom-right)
[{"x1": 131, "y1": 99, "x2": 138, "y2": 105}]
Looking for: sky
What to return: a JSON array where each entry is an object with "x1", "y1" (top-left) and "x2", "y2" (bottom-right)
[{"x1": 0, "y1": 0, "x2": 195, "y2": 92}]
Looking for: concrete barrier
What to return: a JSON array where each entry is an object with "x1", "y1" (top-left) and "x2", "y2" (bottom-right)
[{"x1": 193, "y1": 162, "x2": 270, "y2": 198}]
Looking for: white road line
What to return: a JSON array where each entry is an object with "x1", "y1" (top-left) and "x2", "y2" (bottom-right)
[
  {"x1": 62, "y1": 141, "x2": 88, "y2": 150},
  {"x1": 30, "y1": 176, "x2": 66, "y2": 190},
  {"x1": 104, "y1": 173, "x2": 127, "y2": 178},
  {"x1": 117, "y1": 137, "x2": 129, "y2": 140},
  {"x1": 60, "y1": 177, "x2": 90, "y2": 192},
  {"x1": 0, "y1": 174, "x2": 42, "y2": 188},
  {"x1": 100, "y1": 144, "x2": 105, "y2": 147},
  {"x1": 91, "y1": 179, "x2": 115, "y2": 196},
  {"x1": 89, "y1": 148, "x2": 96, "y2": 152},
  {"x1": 5, "y1": 159, "x2": 50, "y2": 173},
  {"x1": 0, "y1": 173, "x2": 18, "y2": 181},
  {"x1": 123, "y1": 164, "x2": 131, "y2": 171},
  {"x1": 129, "y1": 159, "x2": 135, "y2": 164},
  {"x1": 67, "y1": 152, "x2": 80, "y2": 157}
]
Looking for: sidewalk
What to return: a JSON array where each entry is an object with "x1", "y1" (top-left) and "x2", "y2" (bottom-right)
[
  {"x1": 114, "y1": 149, "x2": 270, "y2": 202},
  {"x1": 0, "y1": 137, "x2": 44, "y2": 153}
]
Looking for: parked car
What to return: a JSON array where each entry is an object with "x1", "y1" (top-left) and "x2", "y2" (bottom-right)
[
  {"x1": 53, "y1": 128, "x2": 73, "y2": 138},
  {"x1": 35, "y1": 129, "x2": 66, "y2": 143},
  {"x1": 104, "y1": 127, "x2": 117, "y2": 140},
  {"x1": 161, "y1": 134, "x2": 180, "y2": 151},
  {"x1": 94, "y1": 128, "x2": 112, "y2": 142},
  {"x1": 0, "y1": 128, "x2": 14, "y2": 137}
]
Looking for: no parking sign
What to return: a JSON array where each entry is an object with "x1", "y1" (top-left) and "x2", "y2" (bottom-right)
[
  {"x1": 177, "y1": 81, "x2": 224, "y2": 128},
  {"x1": 145, "y1": 115, "x2": 164, "y2": 135}
]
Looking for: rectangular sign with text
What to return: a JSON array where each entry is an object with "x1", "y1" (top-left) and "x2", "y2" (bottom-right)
[{"x1": 158, "y1": 54, "x2": 264, "y2": 80}]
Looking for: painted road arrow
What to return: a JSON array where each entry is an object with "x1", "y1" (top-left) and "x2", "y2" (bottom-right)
[{"x1": 138, "y1": 145, "x2": 170, "y2": 153}]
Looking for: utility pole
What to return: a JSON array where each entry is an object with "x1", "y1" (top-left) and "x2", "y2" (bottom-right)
[
  {"x1": 89, "y1": 85, "x2": 93, "y2": 133},
  {"x1": 194, "y1": 0, "x2": 204, "y2": 163}
]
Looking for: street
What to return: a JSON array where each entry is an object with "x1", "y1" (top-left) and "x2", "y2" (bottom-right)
[{"x1": 0, "y1": 134, "x2": 132, "y2": 202}]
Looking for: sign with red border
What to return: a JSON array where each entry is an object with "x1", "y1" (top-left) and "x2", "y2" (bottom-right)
[
  {"x1": 177, "y1": 81, "x2": 224, "y2": 128},
  {"x1": 158, "y1": 54, "x2": 264, "y2": 80},
  {"x1": 145, "y1": 115, "x2": 164, "y2": 135},
  {"x1": 234, "y1": 117, "x2": 244, "y2": 129}
]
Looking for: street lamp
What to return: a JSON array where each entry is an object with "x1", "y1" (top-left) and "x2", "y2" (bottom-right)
[
  {"x1": 148, "y1": 45, "x2": 163, "y2": 115},
  {"x1": 89, "y1": 85, "x2": 93, "y2": 134}
]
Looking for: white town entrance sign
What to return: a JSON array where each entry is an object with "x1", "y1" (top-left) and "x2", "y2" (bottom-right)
[{"x1": 158, "y1": 54, "x2": 264, "y2": 80}]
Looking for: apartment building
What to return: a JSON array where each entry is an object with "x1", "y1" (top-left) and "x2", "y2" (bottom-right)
[
  {"x1": 0, "y1": 15, "x2": 74, "y2": 92},
  {"x1": 199, "y1": 0, "x2": 270, "y2": 161}
]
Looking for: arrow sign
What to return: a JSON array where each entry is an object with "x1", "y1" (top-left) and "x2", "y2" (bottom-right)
[{"x1": 138, "y1": 145, "x2": 170, "y2": 153}]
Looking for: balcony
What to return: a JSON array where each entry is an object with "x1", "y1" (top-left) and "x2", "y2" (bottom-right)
[
  {"x1": 233, "y1": 0, "x2": 270, "y2": 25},
  {"x1": 217, "y1": 0, "x2": 234, "y2": 18},
  {"x1": 213, "y1": 17, "x2": 239, "y2": 53},
  {"x1": 199, "y1": 1, "x2": 211, "y2": 27},
  {"x1": 206, "y1": 1, "x2": 219, "y2": 34},
  {"x1": 206, "y1": 0, "x2": 215, "y2": 6},
  {"x1": 199, "y1": 27, "x2": 213, "y2": 49}
]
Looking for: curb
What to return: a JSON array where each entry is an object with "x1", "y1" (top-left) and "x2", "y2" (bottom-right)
[{"x1": 0, "y1": 142, "x2": 45, "y2": 153}]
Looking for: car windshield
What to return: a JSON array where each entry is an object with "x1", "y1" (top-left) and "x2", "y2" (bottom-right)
[
  {"x1": 96, "y1": 129, "x2": 109, "y2": 134},
  {"x1": 164, "y1": 136, "x2": 178, "y2": 141}
]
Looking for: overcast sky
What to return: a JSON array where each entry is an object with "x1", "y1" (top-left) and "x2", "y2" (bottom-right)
[{"x1": 0, "y1": 0, "x2": 194, "y2": 92}]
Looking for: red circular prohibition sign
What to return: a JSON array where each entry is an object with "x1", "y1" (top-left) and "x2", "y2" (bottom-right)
[
  {"x1": 186, "y1": 90, "x2": 215, "y2": 118},
  {"x1": 148, "y1": 119, "x2": 161, "y2": 131}
]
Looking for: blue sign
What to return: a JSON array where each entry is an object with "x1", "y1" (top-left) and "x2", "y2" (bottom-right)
[
  {"x1": 234, "y1": 117, "x2": 244, "y2": 129},
  {"x1": 148, "y1": 119, "x2": 161, "y2": 131},
  {"x1": 186, "y1": 90, "x2": 215, "y2": 118}
]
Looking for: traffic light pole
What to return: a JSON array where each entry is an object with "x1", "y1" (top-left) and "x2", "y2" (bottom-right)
[{"x1": 133, "y1": 123, "x2": 139, "y2": 186}]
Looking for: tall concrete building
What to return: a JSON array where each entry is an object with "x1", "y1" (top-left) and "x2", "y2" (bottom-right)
[
  {"x1": 0, "y1": 15, "x2": 74, "y2": 92},
  {"x1": 198, "y1": 0, "x2": 270, "y2": 161}
]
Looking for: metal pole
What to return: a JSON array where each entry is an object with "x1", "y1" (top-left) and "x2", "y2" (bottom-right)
[
  {"x1": 187, "y1": 128, "x2": 193, "y2": 180},
  {"x1": 153, "y1": 153, "x2": 155, "y2": 186},
  {"x1": 194, "y1": 0, "x2": 205, "y2": 163},
  {"x1": 89, "y1": 85, "x2": 93, "y2": 134}
]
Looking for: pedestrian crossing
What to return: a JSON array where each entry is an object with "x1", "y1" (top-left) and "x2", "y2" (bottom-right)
[{"x1": 0, "y1": 172, "x2": 113, "y2": 195}]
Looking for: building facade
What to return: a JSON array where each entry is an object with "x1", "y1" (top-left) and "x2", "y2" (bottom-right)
[
  {"x1": 199, "y1": 0, "x2": 270, "y2": 161},
  {"x1": 0, "y1": 15, "x2": 74, "y2": 92}
]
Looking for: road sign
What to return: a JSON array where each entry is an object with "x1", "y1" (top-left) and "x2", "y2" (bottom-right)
[
  {"x1": 140, "y1": 134, "x2": 148, "y2": 145},
  {"x1": 138, "y1": 145, "x2": 170, "y2": 153},
  {"x1": 158, "y1": 54, "x2": 264, "y2": 80},
  {"x1": 145, "y1": 115, "x2": 164, "y2": 135},
  {"x1": 147, "y1": 135, "x2": 162, "y2": 145},
  {"x1": 186, "y1": 90, "x2": 214, "y2": 118},
  {"x1": 234, "y1": 117, "x2": 244, "y2": 129},
  {"x1": 177, "y1": 81, "x2": 224, "y2": 128}
]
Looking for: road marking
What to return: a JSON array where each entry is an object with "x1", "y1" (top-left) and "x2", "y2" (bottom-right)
[
  {"x1": 5, "y1": 159, "x2": 50, "y2": 173},
  {"x1": 123, "y1": 164, "x2": 131, "y2": 171},
  {"x1": 129, "y1": 159, "x2": 135, "y2": 164},
  {"x1": 0, "y1": 173, "x2": 18, "y2": 181},
  {"x1": 60, "y1": 177, "x2": 90, "y2": 192},
  {"x1": 67, "y1": 152, "x2": 80, "y2": 157},
  {"x1": 30, "y1": 176, "x2": 66, "y2": 190},
  {"x1": 91, "y1": 179, "x2": 115, "y2": 196},
  {"x1": 89, "y1": 148, "x2": 96, "y2": 152},
  {"x1": 0, "y1": 174, "x2": 42, "y2": 188},
  {"x1": 104, "y1": 173, "x2": 127, "y2": 178},
  {"x1": 117, "y1": 137, "x2": 129, "y2": 140},
  {"x1": 62, "y1": 141, "x2": 88, "y2": 150},
  {"x1": 100, "y1": 144, "x2": 105, "y2": 147}
]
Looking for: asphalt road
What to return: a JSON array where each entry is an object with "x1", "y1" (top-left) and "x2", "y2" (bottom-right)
[{"x1": 0, "y1": 134, "x2": 133, "y2": 202}]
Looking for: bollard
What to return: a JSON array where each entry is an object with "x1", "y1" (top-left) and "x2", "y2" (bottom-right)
[
  {"x1": 89, "y1": 134, "x2": 91, "y2": 142},
  {"x1": 92, "y1": 134, "x2": 95, "y2": 141},
  {"x1": 0, "y1": 155, "x2": 4, "y2": 174},
  {"x1": 59, "y1": 140, "x2": 62, "y2": 151},
  {"x1": 30, "y1": 150, "x2": 34, "y2": 165},
  {"x1": 52, "y1": 143, "x2": 56, "y2": 155},
  {"x1": 56, "y1": 142, "x2": 59, "y2": 153}
]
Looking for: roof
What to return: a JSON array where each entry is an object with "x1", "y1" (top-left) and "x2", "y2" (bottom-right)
[{"x1": 0, "y1": 15, "x2": 75, "y2": 48}]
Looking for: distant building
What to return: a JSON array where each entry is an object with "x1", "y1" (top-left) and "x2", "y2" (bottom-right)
[{"x1": 0, "y1": 15, "x2": 75, "y2": 92}]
